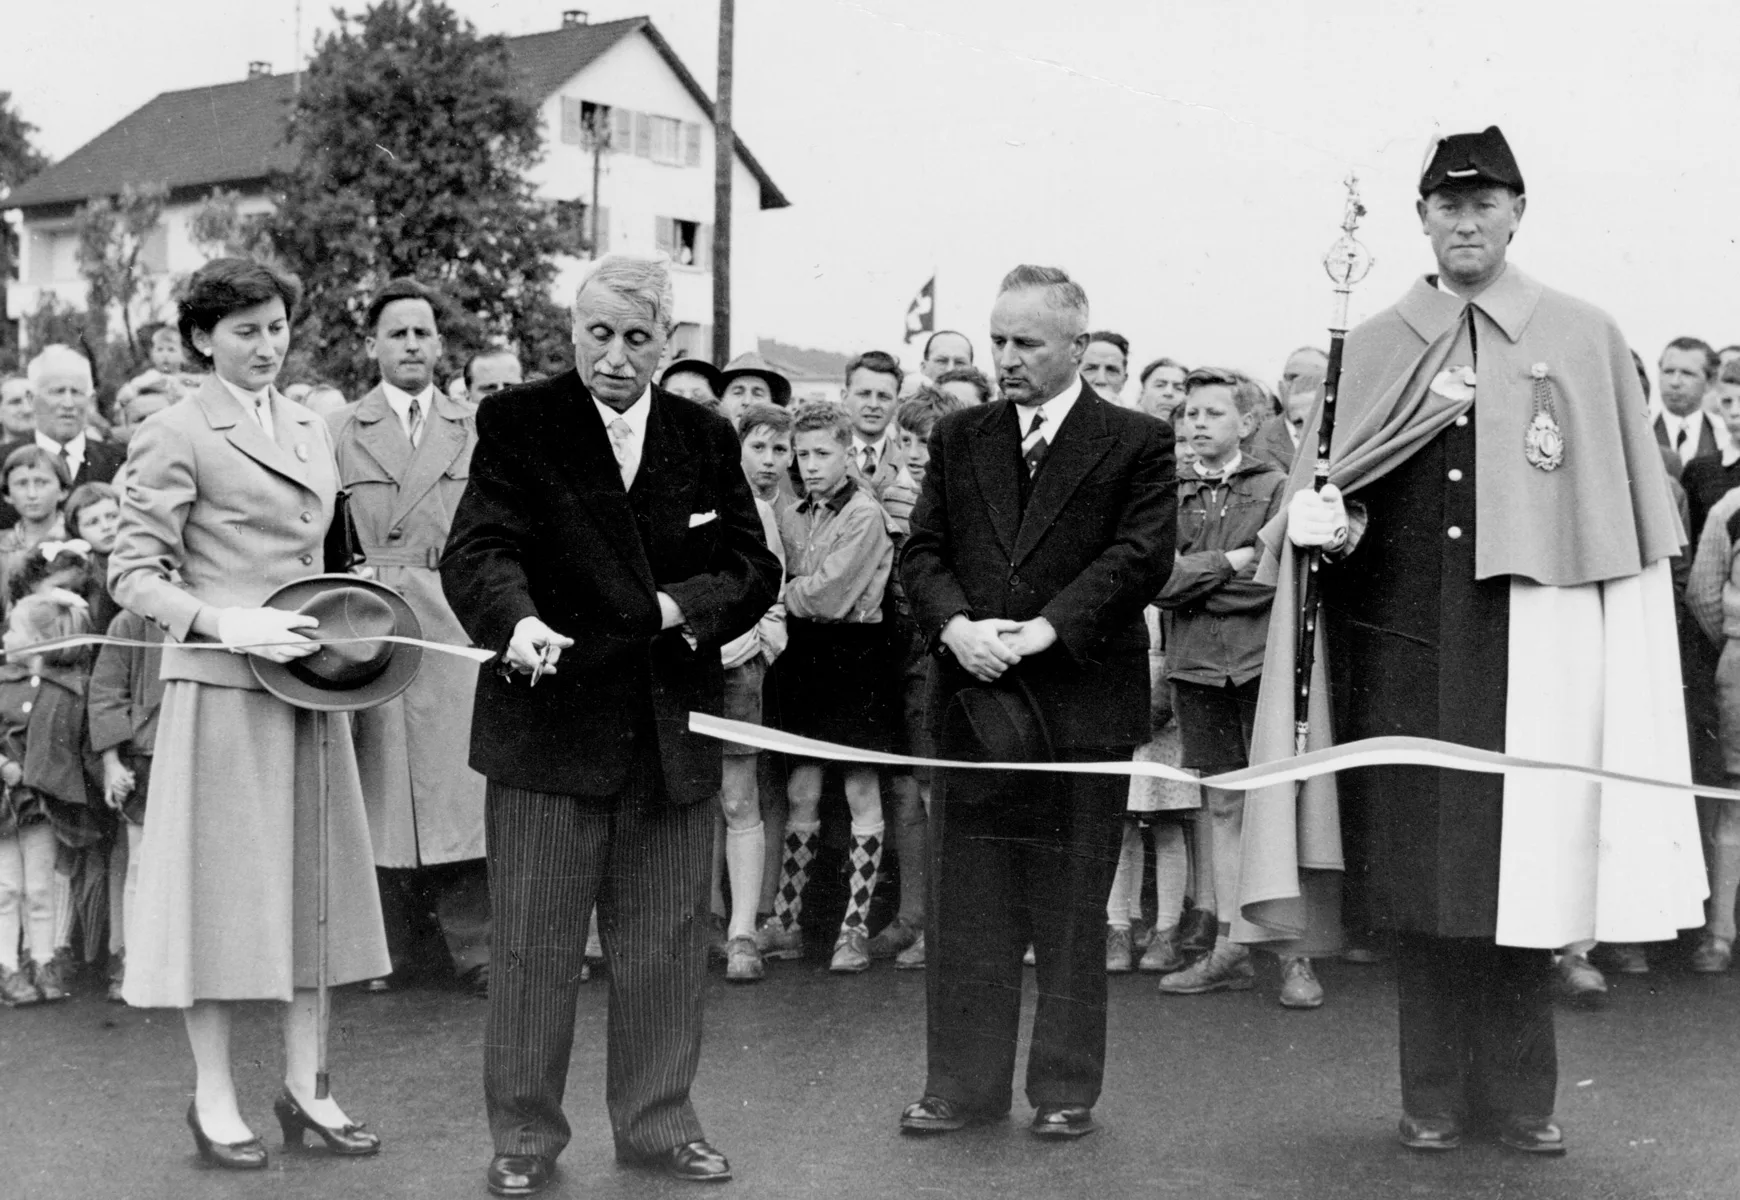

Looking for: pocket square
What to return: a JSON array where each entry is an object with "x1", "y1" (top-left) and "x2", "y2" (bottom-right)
[{"x1": 689, "y1": 511, "x2": 718, "y2": 528}]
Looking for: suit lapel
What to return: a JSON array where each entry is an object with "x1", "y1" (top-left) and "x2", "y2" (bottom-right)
[
  {"x1": 195, "y1": 376, "x2": 315, "y2": 493},
  {"x1": 968, "y1": 401, "x2": 1022, "y2": 558},
  {"x1": 629, "y1": 389, "x2": 698, "y2": 542},
  {"x1": 390, "y1": 394, "x2": 467, "y2": 528},
  {"x1": 352, "y1": 386, "x2": 413, "y2": 483},
  {"x1": 1013, "y1": 386, "x2": 1117, "y2": 566},
  {"x1": 560, "y1": 377, "x2": 657, "y2": 596}
]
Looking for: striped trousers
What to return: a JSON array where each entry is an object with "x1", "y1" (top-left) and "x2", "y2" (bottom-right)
[{"x1": 484, "y1": 757, "x2": 713, "y2": 1161}]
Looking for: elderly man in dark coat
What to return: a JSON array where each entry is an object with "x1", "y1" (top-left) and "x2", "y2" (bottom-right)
[{"x1": 442, "y1": 254, "x2": 780, "y2": 1196}]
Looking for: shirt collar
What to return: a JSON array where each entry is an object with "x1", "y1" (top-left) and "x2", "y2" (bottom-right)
[
  {"x1": 1194, "y1": 450, "x2": 1243, "y2": 481},
  {"x1": 215, "y1": 373, "x2": 269, "y2": 410},
  {"x1": 1016, "y1": 373, "x2": 1081, "y2": 432},
  {"x1": 852, "y1": 432, "x2": 888, "y2": 459},
  {"x1": 380, "y1": 380, "x2": 437, "y2": 420},
  {"x1": 594, "y1": 385, "x2": 652, "y2": 436},
  {"x1": 798, "y1": 474, "x2": 858, "y2": 514},
  {"x1": 35, "y1": 429, "x2": 85, "y2": 459}
]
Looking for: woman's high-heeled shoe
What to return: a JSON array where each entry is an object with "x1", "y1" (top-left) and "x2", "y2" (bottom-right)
[
  {"x1": 185, "y1": 1101, "x2": 268, "y2": 1170},
  {"x1": 273, "y1": 1090, "x2": 381, "y2": 1156}
]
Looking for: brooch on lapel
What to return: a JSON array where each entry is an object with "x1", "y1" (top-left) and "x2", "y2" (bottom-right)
[{"x1": 1523, "y1": 362, "x2": 1564, "y2": 472}]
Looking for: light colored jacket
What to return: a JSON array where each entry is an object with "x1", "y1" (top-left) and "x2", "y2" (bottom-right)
[
  {"x1": 110, "y1": 375, "x2": 338, "y2": 690},
  {"x1": 1687, "y1": 486, "x2": 1740, "y2": 646},
  {"x1": 327, "y1": 384, "x2": 486, "y2": 866}
]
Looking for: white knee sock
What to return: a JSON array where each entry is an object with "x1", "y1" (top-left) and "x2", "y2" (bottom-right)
[
  {"x1": 1152, "y1": 822, "x2": 1187, "y2": 932},
  {"x1": 1107, "y1": 824, "x2": 1141, "y2": 927},
  {"x1": 0, "y1": 835, "x2": 23, "y2": 972},
  {"x1": 724, "y1": 821, "x2": 764, "y2": 941}
]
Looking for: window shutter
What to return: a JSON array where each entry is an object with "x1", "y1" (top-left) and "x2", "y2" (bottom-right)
[
  {"x1": 611, "y1": 106, "x2": 632, "y2": 152},
  {"x1": 697, "y1": 224, "x2": 713, "y2": 272},
  {"x1": 633, "y1": 111, "x2": 652, "y2": 157},
  {"x1": 684, "y1": 122, "x2": 702, "y2": 167},
  {"x1": 560, "y1": 97, "x2": 582, "y2": 145},
  {"x1": 654, "y1": 217, "x2": 675, "y2": 258}
]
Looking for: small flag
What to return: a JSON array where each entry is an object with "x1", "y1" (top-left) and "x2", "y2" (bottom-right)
[{"x1": 903, "y1": 275, "x2": 935, "y2": 343}]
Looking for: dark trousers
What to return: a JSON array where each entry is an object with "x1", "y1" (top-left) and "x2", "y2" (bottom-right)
[
  {"x1": 483, "y1": 758, "x2": 713, "y2": 1161},
  {"x1": 376, "y1": 858, "x2": 491, "y2": 977},
  {"x1": 925, "y1": 755, "x2": 1126, "y2": 1114},
  {"x1": 1394, "y1": 933, "x2": 1558, "y2": 1122}
]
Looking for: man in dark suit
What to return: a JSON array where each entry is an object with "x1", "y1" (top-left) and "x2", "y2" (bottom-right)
[
  {"x1": 441, "y1": 255, "x2": 780, "y2": 1197},
  {"x1": 1652, "y1": 336, "x2": 1727, "y2": 467},
  {"x1": 898, "y1": 264, "x2": 1175, "y2": 1140},
  {"x1": 1, "y1": 344, "x2": 126, "y2": 527}
]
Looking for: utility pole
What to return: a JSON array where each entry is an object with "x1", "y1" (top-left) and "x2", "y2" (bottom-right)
[
  {"x1": 589, "y1": 110, "x2": 606, "y2": 259},
  {"x1": 711, "y1": 0, "x2": 734, "y2": 366}
]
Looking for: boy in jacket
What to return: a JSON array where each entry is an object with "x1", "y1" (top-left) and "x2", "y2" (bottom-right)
[{"x1": 1152, "y1": 368, "x2": 1318, "y2": 1006}]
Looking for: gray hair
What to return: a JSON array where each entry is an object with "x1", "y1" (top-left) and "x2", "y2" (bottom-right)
[
  {"x1": 26, "y1": 344, "x2": 93, "y2": 390},
  {"x1": 997, "y1": 265, "x2": 1089, "y2": 336},
  {"x1": 572, "y1": 254, "x2": 676, "y2": 333}
]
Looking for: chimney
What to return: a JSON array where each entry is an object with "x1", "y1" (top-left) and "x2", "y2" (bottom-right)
[
  {"x1": 561, "y1": 10, "x2": 588, "y2": 27},
  {"x1": 248, "y1": 61, "x2": 272, "y2": 78}
]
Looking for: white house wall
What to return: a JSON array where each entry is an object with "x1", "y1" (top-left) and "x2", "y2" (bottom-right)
[{"x1": 532, "y1": 31, "x2": 769, "y2": 359}]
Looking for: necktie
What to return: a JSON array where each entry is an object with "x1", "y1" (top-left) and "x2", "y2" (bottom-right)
[
  {"x1": 861, "y1": 445, "x2": 877, "y2": 478},
  {"x1": 58, "y1": 446, "x2": 72, "y2": 483},
  {"x1": 607, "y1": 417, "x2": 635, "y2": 488},
  {"x1": 1676, "y1": 424, "x2": 1690, "y2": 457},
  {"x1": 1022, "y1": 408, "x2": 1048, "y2": 477},
  {"x1": 407, "y1": 396, "x2": 425, "y2": 448}
]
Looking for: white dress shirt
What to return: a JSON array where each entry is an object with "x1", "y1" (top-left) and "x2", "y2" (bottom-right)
[
  {"x1": 35, "y1": 430, "x2": 86, "y2": 480},
  {"x1": 595, "y1": 386, "x2": 652, "y2": 489},
  {"x1": 851, "y1": 433, "x2": 889, "y2": 477},
  {"x1": 381, "y1": 381, "x2": 437, "y2": 445},
  {"x1": 1655, "y1": 407, "x2": 1720, "y2": 466},
  {"x1": 216, "y1": 374, "x2": 274, "y2": 443},
  {"x1": 1016, "y1": 373, "x2": 1082, "y2": 439}
]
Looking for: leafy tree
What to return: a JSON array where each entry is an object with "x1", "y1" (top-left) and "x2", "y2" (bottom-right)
[
  {"x1": 189, "y1": 188, "x2": 279, "y2": 262},
  {"x1": 271, "y1": 0, "x2": 568, "y2": 393},
  {"x1": 0, "y1": 93, "x2": 49, "y2": 371},
  {"x1": 75, "y1": 180, "x2": 169, "y2": 356}
]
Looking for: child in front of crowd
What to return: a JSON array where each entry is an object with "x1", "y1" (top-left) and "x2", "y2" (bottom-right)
[
  {"x1": 760, "y1": 401, "x2": 896, "y2": 974},
  {"x1": 0, "y1": 589, "x2": 96, "y2": 1005},
  {"x1": 88, "y1": 588, "x2": 167, "y2": 1002},
  {"x1": 857, "y1": 385, "x2": 965, "y2": 971},
  {"x1": 0, "y1": 446, "x2": 69, "y2": 606},
  {"x1": 709, "y1": 403, "x2": 790, "y2": 984},
  {"x1": 63, "y1": 481, "x2": 122, "y2": 631},
  {"x1": 1150, "y1": 368, "x2": 1309, "y2": 1005}
]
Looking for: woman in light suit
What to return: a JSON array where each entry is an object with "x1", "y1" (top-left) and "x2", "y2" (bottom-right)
[{"x1": 110, "y1": 258, "x2": 389, "y2": 1169}]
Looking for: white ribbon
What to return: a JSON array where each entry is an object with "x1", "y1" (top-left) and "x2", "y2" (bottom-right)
[{"x1": 6, "y1": 632, "x2": 496, "y2": 664}]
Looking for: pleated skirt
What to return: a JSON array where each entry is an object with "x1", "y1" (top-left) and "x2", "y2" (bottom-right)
[{"x1": 122, "y1": 681, "x2": 389, "y2": 1008}]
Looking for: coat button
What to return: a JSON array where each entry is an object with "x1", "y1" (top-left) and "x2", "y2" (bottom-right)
[
  {"x1": 388, "y1": 527, "x2": 403, "y2": 541},
  {"x1": 1447, "y1": 468, "x2": 1463, "y2": 482},
  {"x1": 1447, "y1": 526, "x2": 1463, "y2": 540},
  {"x1": 1454, "y1": 416, "x2": 1469, "y2": 427},
  {"x1": 20, "y1": 701, "x2": 29, "y2": 714},
  {"x1": 300, "y1": 553, "x2": 314, "y2": 565},
  {"x1": 300, "y1": 511, "x2": 313, "y2": 523}
]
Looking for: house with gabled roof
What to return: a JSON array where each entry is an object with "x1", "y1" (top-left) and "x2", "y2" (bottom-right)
[{"x1": 1, "y1": 11, "x2": 788, "y2": 362}]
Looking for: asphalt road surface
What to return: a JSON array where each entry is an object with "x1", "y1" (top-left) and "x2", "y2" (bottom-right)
[{"x1": 5, "y1": 941, "x2": 1738, "y2": 1200}]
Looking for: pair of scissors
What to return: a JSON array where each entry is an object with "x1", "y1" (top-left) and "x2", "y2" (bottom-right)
[{"x1": 529, "y1": 642, "x2": 555, "y2": 687}]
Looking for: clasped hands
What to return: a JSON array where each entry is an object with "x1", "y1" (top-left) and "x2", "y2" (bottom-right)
[{"x1": 941, "y1": 614, "x2": 1057, "y2": 683}]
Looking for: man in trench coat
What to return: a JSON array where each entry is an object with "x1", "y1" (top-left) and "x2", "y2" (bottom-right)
[{"x1": 330, "y1": 278, "x2": 491, "y2": 994}]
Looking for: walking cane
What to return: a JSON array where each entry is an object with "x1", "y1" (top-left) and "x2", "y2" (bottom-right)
[
  {"x1": 315, "y1": 707, "x2": 332, "y2": 1100},
  {"x1": 1294, "y1": 176, "x2": 1373, "y2": 753}
]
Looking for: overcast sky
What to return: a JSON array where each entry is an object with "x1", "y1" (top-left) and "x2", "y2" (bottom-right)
[{"x1": 10, "y1": 0, "x2": 1740, "y2": 384}]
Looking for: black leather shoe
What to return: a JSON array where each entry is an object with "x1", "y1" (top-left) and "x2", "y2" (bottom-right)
[
  {"x1": 487, "y1": 1153, "x2": 554, "y2": 1196},
  {"x1": 626, "y1": 1140, "x2": 730, "y2": 1182},
  {"x1": 1398, "y1": 1114, "x2": 1462, "y2": 1151},
  {"x1": 1030, "y1": 1105, "x2": 1099, "y2": 1139},
  {"x1": 1497, "y1": 1115, "x2": 1566, "y2": 1156},
  {"x1": 186, "y1": 1102, "x2": 268, "y2": 1170},
  {"x1": 274, "y1": 1090, "x2": 381, "y2": 1155},
  {"x1": 900, "y1": 1094, "x2": 974, "y2": 1134}
]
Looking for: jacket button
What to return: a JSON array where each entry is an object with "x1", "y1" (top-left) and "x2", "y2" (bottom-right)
[
  {"x1": 1447, "y1": 468, "x2": 1463, "y2": 482},
  {"x1": 300, "y1": 552, "x2": 314, "y2": 565},
  {"x1": 1454, "y1": 416, "x2": 1469, "y2": 427},
  {"x1": 1447, "y1": 526, "x2": 1463, "y2": 540},
  {"x1": 20, "y1": 701, "x2": 29, "y2": 714},
  {"x1": 300, "y1": 511, "x2": 313, "y2": 523},
  {"x1": 388, "y1": 527, "x2": 403, "y2": 540}
]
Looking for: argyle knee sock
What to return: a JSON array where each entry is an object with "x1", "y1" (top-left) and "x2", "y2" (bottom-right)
[
  {"x1": 771, "y1": 822, "x2": 820, "y2": 931},
  {"x1": 842, "y1": 821, "x2": 885, "y2": 932}
]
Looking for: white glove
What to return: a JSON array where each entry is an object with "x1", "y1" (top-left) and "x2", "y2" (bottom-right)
[
  {"x1": 215, "y1": 606, "x2": 320, "y2": 662},
  {"x1": 1287, "y1": 483, "x2": 1349, "y2": 549}
]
